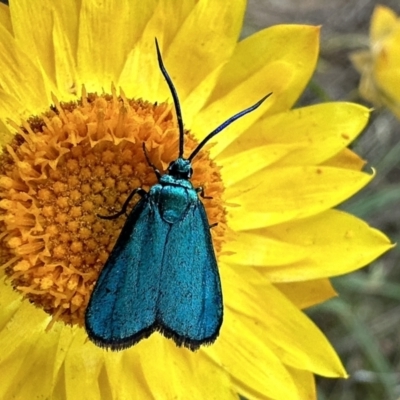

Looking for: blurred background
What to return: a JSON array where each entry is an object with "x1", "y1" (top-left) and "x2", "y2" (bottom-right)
[
  {"x1": 1, "y1": 0, "x2": 399, "y2": 398},
  {"x1": 243, "y1": 1, "x2": 400, "y2": 399}
]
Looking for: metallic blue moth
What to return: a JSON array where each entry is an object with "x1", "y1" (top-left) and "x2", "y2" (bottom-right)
[{"x1": 85, "y1": 39, "x2": 271, "y2": 351}]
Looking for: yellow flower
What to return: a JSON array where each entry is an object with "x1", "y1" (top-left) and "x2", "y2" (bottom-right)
[
  {"x1": 0, "y1": 1, "x2": 392, "y2": 399},
  {"x1": 351, "y1": 5, "x2": 400, "y2": 118}
]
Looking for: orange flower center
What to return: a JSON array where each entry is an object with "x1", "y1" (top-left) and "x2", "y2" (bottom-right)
[{"x1": 0, "y1": 88, "x2": 226, "y2": 327}]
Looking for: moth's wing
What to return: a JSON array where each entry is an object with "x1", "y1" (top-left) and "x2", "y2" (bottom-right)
[
  {"x1": 85, "y1": 198, "x2": 169, "y2": 350},
  {"x1": 157, "y1": 201, "x2": 223, "y2": 350}
]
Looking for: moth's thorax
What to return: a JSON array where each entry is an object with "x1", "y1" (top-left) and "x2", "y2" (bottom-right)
[
  {"x1": 151, "y1": 174, "x2": 198, "y2": 224},
  {"x1": 167, "y1": 157, "x2": 193, "y2": 180}
]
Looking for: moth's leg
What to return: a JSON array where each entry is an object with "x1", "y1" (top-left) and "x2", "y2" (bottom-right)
[
  {"x1": 142, "y1": 143, "x2": 161, "y2": 180},
  {"x1": 196, "y1": 187, "x2": 216, "y2": 228},
  {"x1": 196, "y1": 186, "x2": 212, "y2": 200},
  {"x1": 97, "y1": 188, "x2": 147, "y2": 219}
]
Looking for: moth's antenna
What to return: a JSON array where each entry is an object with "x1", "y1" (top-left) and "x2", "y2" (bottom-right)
[
  {"x1": 155, "y1": 38, "x2": 185, "y2": 158},
  {"x1": 188, "y1": 93, "x2": 272, "y2": 162}
]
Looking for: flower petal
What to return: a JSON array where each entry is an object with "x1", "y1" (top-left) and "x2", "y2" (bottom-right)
[
  {"x1": 103, "y1": 350, "x2": 151, "y2": 399},
  {"x1": 0, "y1": 284, "x2": 64, "y2": 399},
  {"x1": 182, "y1": 64, "x2": 226, "y2": 128},
  {"x1": 173, "y1": 348, "x2": 235, "y2": 399},
  {"x1": 287, "y1": 367, "x2": 317, "y2": 400},
  {"x1": 244, "y1": 209, "x2": 393, "y2": 281},
  {"x1": 117, "y1": 0, "x2": 207, "y2": 101},
  {"x1": 116, "y1": 1, "x2": 172, "y2": 100},
  {"x1": 9, "y1": 0, "x2": 55, "y2": 87},
  {"x1": 220, "y1": 144, "x2": 303, "y2": 188},
  {"x1": 0, "y1": 89, "x2": 25, "y2": 138},
  {"x1": 221, "y1": 266, "x2": 346, "y2": 378},
  {"x1": 77, "y1": 0, "x2": 143, "y2": 91},
  {"x1": 0, "y1": 24, "x2": 49, "y2": 113},
  {"x1": 0, "y1": 3, "x2": 11, "y2": 34},
  {"x1": 209, "y1": 25, "x2": 319, "y2": 110},
  {"x1": 205, "y1": 310, "x2": 301, "y2": 400},
  {"x1": 221, "y1": 230, "x2": 309, "y2": 267},
  {"x1": 374, "y1": 25, "x2": 400, "y2": 111},
  {"x1": 111, "y1": 335, "x2": 236, "y2": 399},
  {"x1": 227, "y1": 166, "x2": 373, "y2": 230},
  {"x1": 165, "y1": 0, "x2": 245, "y2": 101},
  {"x1": 370, "y1": 5, "x2": 398, "y2": 43},
  {"x1": 52, "y1": 1, "x2": 80, "y2": 55},
  {"x1": 64, "y1": 332, "x2": 105, "y2": 400},
  {"x1": 273, "y1": 279, "x2": 337, "y2": 309},
  {"x1": 0, "y1": 278, "x2": 23, "y2": 330},
  {"x1": 219, "y1": 103, "x2": 369, "y2": 166},
  {"x1": 52, "y1": 11, "x2": 79, "y2": 99},
  {"x1": 191, "y1": 25, "x2": 319, "y2": 155},
  {"x1": 321, "y1": 148, "x2": 366, "y2": 171}
]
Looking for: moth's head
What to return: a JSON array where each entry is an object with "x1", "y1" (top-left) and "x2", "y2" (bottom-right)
[{"x1": 168, "y1": 158, "x2": 193, "y2": 180}]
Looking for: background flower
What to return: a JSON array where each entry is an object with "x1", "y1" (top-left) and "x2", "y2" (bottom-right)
[{"x1": 351, "y1": 5, "x2": 400, "y2": 119}]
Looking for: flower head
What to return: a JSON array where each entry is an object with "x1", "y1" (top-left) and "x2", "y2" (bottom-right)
[
  {"x1": 351, "y1": 5, "x2": 400, "y2": 118},
  {"x1": 0, "y1": 1, "x2": 392, "y2": 399}
]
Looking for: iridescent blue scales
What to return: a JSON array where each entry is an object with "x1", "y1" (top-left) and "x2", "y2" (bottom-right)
[{"x1": 84, "y1": 39, "x2": 270, "y2": 351}]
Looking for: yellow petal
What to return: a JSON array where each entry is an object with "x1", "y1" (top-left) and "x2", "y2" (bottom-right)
[
  {"x1": 10, "y1": 0, "x2": 55, "y2": 87},
  {"x1": 227, "y1": 166, "x2": 373, "y2": 230},
  {"x1": 273, "y1": 279, "x2": 337, "y2": 309},
  {"x1": 287, "y1": 367, "x2": 317, "y2": 400},
  {"x1": 52, "y1": 1, "x2": 80, "y2": 56},
  {"x1": 117, "y1": 0, "x2": 201, "y2": 100},
  {"x1": 219, "y1": 103, "x2": 369, "y2": 166},
  {"x1": 174, "y1": 349, "x2": 235, "y2": 399},
  {"x1": 208, "y1": 25, "x2": 319, "y2": 111},
  {"x1": 182, "y1": 64, "x2": 226, "y2": 128},
  {"x1": 51, "y1": 327, "x2": 80, "y2": 398},
  {"x1": 350, "y1": 49, "x2": 371, "y2": 76},
  {"x1": 374, "y1": 25, "x2": 400, "y2": 109},
  {"x1": 220, "y1": 144, "x2": 303, "y2": 188},
  {"x1": 0, "y1": 119, "x2": 13, "y2": 146},
  {"x1": 0, "y1": 24, "x2": 49, "y2": 113},
  {"x1": 0, "y1": 3, "x2": 11, "y2": 34},
  {"x1": 1, "y1": 329, "x2": 61, "y2": 399},
  {"x1": 250, "y1": 209, "x2": 393, "y2": 281},
  {"x1": 77, "y1": 0, "x2": 138, "y2": 91},
  {"x1": 193, "y1": 62, "x2": 278, "y2": 157},
  {"x1": 0, "y1": 284, "x2": 62, "y2": 399},
  {"x1": 192, "y1": 25, "x2": 319, "y2": 155},
  {"x1": 52, "y1": 11, "x2": 79, "y2": 99},
  {"x1": 165, "y1": 0, "x2": 245, "y2": 100},
  {"x1": 116, "y1": 1, "x2": 170, "y2": 100},
  {"x1": 103, "y1": 351, "x2": 151, "y2": 399},
  {"x1": 113, "y1": 335, "x2": 236, "y2": 399},
  {"x1": 206, "y1": 310, "x2": 300, "y2": 400},
  {"x1": 221, "y1": 266, "x2": 346, "y2": 378},
  {"x1": 0, "y1": 89, "x2": 26, "y2": 138},
  {"x1": 321, "y1": 147, "x2": 366, "y2": 171},
  {"x1": 221, "y1": 230, "x2": 309, "y2": 267},
  {"x1": 349, "y1": 49, "x2": 382, "y2": 106},
  {"x1": 64, "y1": 332, "x2": 105, "y2": 400},
  {"x1": 0, "y1": 277, "x2": 23, "y2": 330},
  {"x1": 370, "y1": 5, "x2": 399, "y2": 43}
]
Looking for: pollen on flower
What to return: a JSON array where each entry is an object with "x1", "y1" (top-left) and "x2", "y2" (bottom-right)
[{"x1": 0, "y1": 88, "x2": 227, "y2": 327}]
